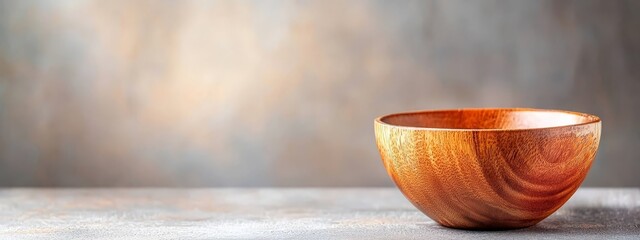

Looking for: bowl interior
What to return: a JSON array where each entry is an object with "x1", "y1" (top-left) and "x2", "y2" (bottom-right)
[{"x1": 379, "y1": 108, "x2": 599, "y2": 130}]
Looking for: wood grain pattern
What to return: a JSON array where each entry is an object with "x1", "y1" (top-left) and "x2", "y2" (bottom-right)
[{"x1": 374, "y1": 108, "x2": 601, "y2": 229}]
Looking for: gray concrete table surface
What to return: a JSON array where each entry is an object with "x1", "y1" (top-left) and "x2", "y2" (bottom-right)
[{"x1": 0, "y1": 188, "x2": 638, "y2": 239}]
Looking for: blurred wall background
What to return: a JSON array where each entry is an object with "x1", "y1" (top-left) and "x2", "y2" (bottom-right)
[{"x1": 0, "y1": 0, "x2": 638, "y2": 187}]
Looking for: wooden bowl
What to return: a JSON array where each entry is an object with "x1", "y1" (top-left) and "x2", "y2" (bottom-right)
[{"x1": 374, "y1": 108, "x2": 601, "y2": 229}]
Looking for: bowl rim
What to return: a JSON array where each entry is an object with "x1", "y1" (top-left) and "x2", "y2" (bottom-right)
[{"x1": 375, "y1": 108, "x2": 601, "y2": 132}]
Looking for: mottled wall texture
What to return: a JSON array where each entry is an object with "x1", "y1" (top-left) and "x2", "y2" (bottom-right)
[{"x1": 0, "y1": 0, "x2": 638, "y2": 187}]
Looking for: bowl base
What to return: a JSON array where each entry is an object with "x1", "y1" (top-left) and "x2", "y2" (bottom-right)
[{"x1": 437, "y1": 221, "x2": 540, "y2": 231}]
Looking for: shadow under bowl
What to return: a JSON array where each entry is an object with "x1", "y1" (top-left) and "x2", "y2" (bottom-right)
[{"x1": 374, "y1": 108, "x2": 601, "y2": 230}]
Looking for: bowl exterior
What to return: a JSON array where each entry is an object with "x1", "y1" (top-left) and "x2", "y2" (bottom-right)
[{"x1": 374, "y1": 121, "x2": 601, "y2": 229}]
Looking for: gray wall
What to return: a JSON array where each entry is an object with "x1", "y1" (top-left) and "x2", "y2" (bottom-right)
[{"x1": 0, "y1": 0, "x2": 638, "y2": 187}]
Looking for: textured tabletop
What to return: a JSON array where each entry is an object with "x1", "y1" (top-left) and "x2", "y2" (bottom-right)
[{"x1": 0, "y1": 188, "x2": 638, "y2": 239}]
